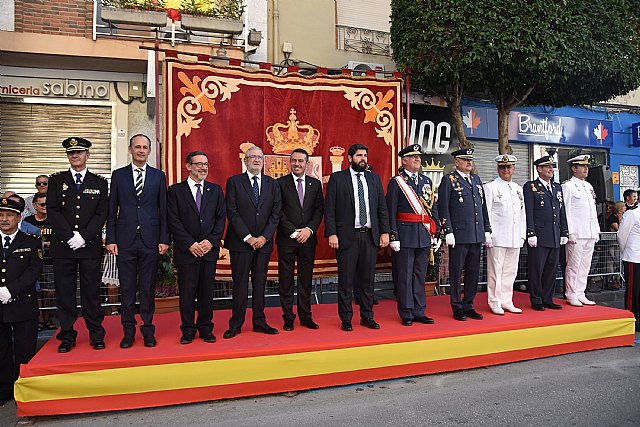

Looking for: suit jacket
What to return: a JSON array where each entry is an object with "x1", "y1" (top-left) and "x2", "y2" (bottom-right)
[
  {"x1": 106, "y1": 164, "x2": 169, "y2": 248},
  {"x1": 524, "y1": 178, "x2": 569, "y2": 248},
  {"x1": 437, "y1": 170, "x2": 491, "y2": 244},
  {"x1": 324, "y1": 168, "x2": 390, "y2": 249},
  {"x1": 276, "y1": 174, "x2": 324, "y2": 248},
  {"x1": 224, "y1": 173, "x2": 282, "y2": 254},
  {"x1": 386, "y1": 171, "x2": 440, "y2": 248},
  {"x1": 47, "y1": 169, "x2": 108, "y2": 258},
  {"x1": 167, "y1": 180, "x2": 226, "y2": 265},
  {"x1": 0, "y1": 231, "x2": 42, "y2": 323}
]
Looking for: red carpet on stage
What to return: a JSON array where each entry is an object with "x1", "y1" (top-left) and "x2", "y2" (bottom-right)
[{"x1": 15, "y1": 293, "x2": 635, "y2": 416}]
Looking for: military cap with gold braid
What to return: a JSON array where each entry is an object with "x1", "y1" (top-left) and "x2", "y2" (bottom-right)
[
  {"x1": 451, "y1": 147, "x2": 474, "y2": 160},
  {"x1": 533, "y1": 155, "x2": 556, "y2": 167},
  {"x1": 398, "y1": 144, "x2": 423, "y2": 157},
  {"x1": 568, "y1": 154, "x2": 590, "y2": 165},
  {"x1": 62, "y1": 137, "x2": 92, "y2": 152},
  {"x1": 495, "y1": 154, "x2": 517, "y2": 166},
  {"x1": 0, "y1": 197, "x2": 24, "y2": 214}
]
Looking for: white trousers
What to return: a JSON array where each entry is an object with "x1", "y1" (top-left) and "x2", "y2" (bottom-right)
[
  {"x1": 486, "y1": 246, "x2": 520, "y2": 309},
  {"x1": 565, "y1": 238, "x2": 597, "y2": 300}
]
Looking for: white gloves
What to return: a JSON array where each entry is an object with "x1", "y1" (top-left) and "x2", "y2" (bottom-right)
[
  {"x1": 390, "y1": 241, "x2": 401, "y2": 252},
  {"x1": 0, "y1": 286, "x2": 11, "y2": 304},
  {"x1": 445, "y1": 233, "x2": 456, "y2": 248},
  {"x1": 521, "y1": 238, "x2": 526, "y2": 247},
  {"x1": 560, "y1": 236, "x2": 569, "y2": 245},
  {"x1": 568, "y1": 234, "x2": 577, "y2": 244},
  {"x1": 484, "y1": 232, "x2": 494, "y2": 248},
  {"x1": 67, "y1": 231, "x2": 86, "y2": 250},
  {"x1": 432, "y1": 239, "x2": 442, "y2": 253},
  {"x1": 527, "y1": 236, "x2": 538, "y2": 248}
]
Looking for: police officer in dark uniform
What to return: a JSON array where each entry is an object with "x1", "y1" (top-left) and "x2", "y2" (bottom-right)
[
  {"x1": 438, "y1": 148, "x2": 491, "y2": 321},
  {"x1": 47, "y1": 137, "x2": 109, "y2": 352},
  {"x1": 387, "y1": 145, "x2": 440, "y2": 326},
  {"x1": 0, "y1": 197, "x2": 42, "y2": 405},
  {"x1": 524, "y1": 156, "x2": 568, "y2": 310}
]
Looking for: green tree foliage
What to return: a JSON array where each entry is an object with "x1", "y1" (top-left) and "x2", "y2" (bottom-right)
[{"x1": 391, "y1": 0, "x2": 640, "y2": 154}]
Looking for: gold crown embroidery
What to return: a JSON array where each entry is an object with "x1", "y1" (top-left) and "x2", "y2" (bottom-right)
[{"x1": 266, "y1": 109, "x2": 320, "y2": 155}]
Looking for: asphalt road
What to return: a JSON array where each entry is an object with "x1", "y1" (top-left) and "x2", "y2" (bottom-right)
[{"x1": 2, "y1": 335, "x2": 639, "y2": 427}]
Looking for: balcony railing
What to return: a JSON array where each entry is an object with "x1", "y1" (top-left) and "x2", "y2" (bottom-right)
[{"x1": 336, "y1": 25, "x2": 392, "y2": 57}]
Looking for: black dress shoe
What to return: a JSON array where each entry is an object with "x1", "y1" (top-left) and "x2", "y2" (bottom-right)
[
  {"x1": 253, "y1": 324, "x2": 279, "y2": 335},
  {"x1": 57, "y1": 341, "x2": 75, "y2": 353},
  {"x1": 453, "y1": 310, "x2": 467, "y2": 321},
  {"x1": 223, "y1": 328, "x2": 241, "y2": 339},
  {"x1": 401, "y1": 319, "x2": 413, "y2": 326},
  {"x1": 180, "y1": 335, "x2": 193, "y2": 345},
  {"x1": 464, "y1": 309, "x2": 484, "y2": 320},
  {"x1": 91, "y1": 339, "x2": 106, "y2": 350},
  {"x1": 120, "y1": 336, "x2": 135, "y2": 349},
  {"x1": 283, "y1": 321, "x2": 294, "y2": 331},
  {"x1": 341, "y1": 321, "x2": 353, "y2": 331},
  {"x1": 413, "y1": 316, "x2": 435, "y2": 324},
  {"x1": 543, "y1": 302, "x2": 563, "y2": 310},
  {"x1": 300, "y1": 319, "x2": 320, "y2": 330},
  {"x1": 143, "y1": 336, "x2": 157, "y2": 347},
  {"x1": 360, "y1": 319, "x2": 380, "y2": 329},
  {"x1": 201, "y1": 333, "x2": 216, "y2": 343},
  {"x1": 532, "y1": 304, "x2": 545, "y2": 311}
]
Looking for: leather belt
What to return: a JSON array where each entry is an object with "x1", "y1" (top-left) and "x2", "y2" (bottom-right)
[{"x1": 357, "y1": 227, "x2": 371, "y2": 233}]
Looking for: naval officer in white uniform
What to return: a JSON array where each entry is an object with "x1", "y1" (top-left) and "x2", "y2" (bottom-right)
[
  {"x1": 561, "y1": 154, "x2": 600, "y2": 306},
  {"x1": 483, "y1": 155, "x2": 526, "y2": 315}
]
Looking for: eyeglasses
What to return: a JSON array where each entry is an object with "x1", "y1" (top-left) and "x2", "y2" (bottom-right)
[
  {"x1": 246, "y1": 155, "x2": 264, "y2": 161},
  {"x1": 36, "y1": 182, "x2": 48, "y2": 186},
  {"x1": 189, "y1": 162, "x2": 208, "y2": 168},
  {"x1": 38, "y1": 203, "x2": 46, "y2": 207}
]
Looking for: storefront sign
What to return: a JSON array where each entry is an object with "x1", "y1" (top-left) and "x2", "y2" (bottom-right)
[
  {"x1": 0, "y1": 76, "x2": 110, "y2": 99},
  {"x1": 404, "y1": 104, "x2": 458, "y2": 154},
  {"x1": 461, "y1": 106, "x2": 613, "y2": 148},
  {"x1": 632, "y1": 122, "x2": 640, "y2": 147}
]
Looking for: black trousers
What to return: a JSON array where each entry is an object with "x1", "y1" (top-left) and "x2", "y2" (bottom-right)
[
  {"x1": 176, "y1": 258, "x2": 217, "y2": 338},
  {"x1": 528, "y1": 245, "x2": 560, "y2": 306},
  {"x1": 53, "y1": 257, "x2": 105, "y2": 343},
  {"x1": 278, "y1": 244, "x2": 316, "y2": 323},
  {"x1": 228, "y1": 250, "x2": 270, "y2": 330},
  {"x1": 336, "y1": 229, "x2": 376, "y2": 322},
  {"x1": 394, "y1": 246, "x2": 429, "y2": 320},
  {"x1": 0, "y1": 319, "x2": 37, "y2": 402},
  {"x1": 117, "y1": 234, "x2": 159, "y2": 338},
  {"x1": 623, "y1": 261, "x2": 640, "y2": 326},
  {"x1": 448, "y1": 243, "x2": 481, "y2": 311}
]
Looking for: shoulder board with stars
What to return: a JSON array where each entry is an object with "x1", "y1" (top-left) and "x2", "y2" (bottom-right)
[{"x1": 50, "y1": 171, "x2": 63, "y2": 176}]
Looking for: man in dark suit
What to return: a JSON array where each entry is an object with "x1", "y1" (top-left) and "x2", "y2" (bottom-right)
[
  {"x1": 106, "y1": 134, "x2": 169, "y2": 349},
  {"x1": 387, "y1": 144, "x2": 440, "y2": 326},
  {"x1": 223, "y1": 146, "x2": 282, "y2": 339},
  {"x1": 0, "y1": 197, "x2": 42, "y2": 406},
  {"x1": 276, "y1": 148, "x2": 324, "y2": 331},
  {"x1": 47, "y1": 137, "x2": 108, "y2": 352},
  {"x1": 167, "y1": 151, "x2": 226, "y2": 344},
  {"x1": 524, "y1": 156, "x2": 569, "y2": 311},
  {"x1": 438, "y1": 148, "x2": 491, "y2": 321},
  {"x1": 324, "y1": 143, "x2": 390, "y2": 331}
]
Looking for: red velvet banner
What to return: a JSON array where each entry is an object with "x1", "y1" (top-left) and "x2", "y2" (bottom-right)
[{"x1": 164, "y1": 59, "x2": 403, "y2": 278}]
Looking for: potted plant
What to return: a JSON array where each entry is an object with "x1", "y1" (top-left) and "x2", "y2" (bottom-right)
[
  {"x1": 101, "y1": 0, "x2": 168, "y2": 26},
  {"x1": 154, "y1": 244, "x2": 180, "y2": 313},
  {"x1": 179, "y1": 0, "x2": 244, "y2": 34}
]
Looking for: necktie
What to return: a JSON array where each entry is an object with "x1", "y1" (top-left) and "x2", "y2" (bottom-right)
[
  {"x1": 75, "y1": 173, "x2": 82, "y2": 190},
  {"x1": 3, "y1": 236, "x2": 10, "y2": 258},
  {"x1": 135, "y1": 168, "x2": 143, "y2": 198},
  {"x1": 195, "y1": 183, "x2": 202, "y2": 212},
  {"x1": 297, "y1": 178, "x2": 304, "y2": 207},
  {"x1": 252, "y1": 176, "x2": 260, "y2": 204},
  {"x1": 411, "y1": 174, "x2": 418, "y2": 186},
  {"x1": 465, "y1": 175, "x2": 472, "y2": 186},
  {"x1": 356, "y1": 173, "x2": 367, "y2": 226}
]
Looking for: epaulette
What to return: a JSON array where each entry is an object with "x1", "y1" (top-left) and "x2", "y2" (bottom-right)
[
  {"x1": 25, "y1": 232, "x2": 40, "y2": 239},
  {"x1": 562, "y1": 179, "x2": 570, "y2": 184},
  {"x1": 50, "y1": 171, "x2": 63, "y2": 176},
  {"x1": 95, "y1": 173, "x2": 107, "y2": 180}
]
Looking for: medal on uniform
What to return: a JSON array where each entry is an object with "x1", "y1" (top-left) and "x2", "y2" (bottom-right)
[
  {"x1": 459, "y1": 195, "x2": 464, "y2": 203},
  {"x1": 62, "y1": 183, "x2": 68, "y2": 190}
]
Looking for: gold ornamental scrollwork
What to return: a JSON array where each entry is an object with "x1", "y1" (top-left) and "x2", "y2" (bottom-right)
[
  {"x1": 341, "y1": 87, "x2": 395, "y2": 147},
  {"x1": 176, "y1": 71, "x2": 241, "y2": 139}
]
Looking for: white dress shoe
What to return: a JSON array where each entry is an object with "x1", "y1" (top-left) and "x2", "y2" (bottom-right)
[
  {"x1": 577, "y1": 296, "x2": 596, "y2": 305},
  {"x1": 490, "y1": 307, "x2": 505, "y2": 315},
  {"x1": 502, "y1": 305, "x2": 523, "y2": 314},
  {"x1": 567, "y1": 299, "x2": 583, "y2": 307}
]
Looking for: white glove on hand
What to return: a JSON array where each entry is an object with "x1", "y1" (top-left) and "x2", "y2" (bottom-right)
[
  {"x1": 67, "y1": 231, "x2": 86, "y2": 250},
  {"x1": 568, "y1": 234, "x2": 577, "y2": 244},
  {"x1": 521, "y1": 238, "x2": 526, "y2": 247},
  {"x1": 527, "y1": 236, "x2": 538, "y2": 248},
  {"x1": 484, "y1": 232, "x2": 494, "y2": 248},
  {"x1": 445, "y1": 233, "x2": 456, "y2": 248},
  {"x1": 432, "y1": 238, "x2": 442, "y2": 253},
  {"x1": 389, "y1": 241, "x2": 401, "y2": 252},
  {"x1": 0, "y1": 286, "x2": 11, "y2": 304},
  {"x1": 560, "y1": 236, "x2": 569, "y2": 245}
]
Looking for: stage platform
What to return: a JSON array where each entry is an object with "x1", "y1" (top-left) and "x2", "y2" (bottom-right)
[{"x1": 15, "y1": 293, "x2": 635, "y2": 417}]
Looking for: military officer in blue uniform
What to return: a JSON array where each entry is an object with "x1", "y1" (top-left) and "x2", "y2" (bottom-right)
[
  {"x1": 438, "y1": 148, "x2": 491, "y2": 321},
  {"x1": 0, "y1": 197, "x2": 42, "y2": 406},
  {"x1": 387, "y1": 145, "x2": 441, "y2": 326},
  {"x1": 524, "y1": 156, "x2": 569, "y2": 311},
  {"x1": 47, "y1": 137, "x2": 109, "y2": 353}
]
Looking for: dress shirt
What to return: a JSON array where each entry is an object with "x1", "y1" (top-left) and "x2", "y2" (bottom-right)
[
  {"x1": 69, "y1": 167, "x2": 88, "y2": 183},
  {"x1": 349, "y1": 167, "x2": 371, "y2": 228},
  {"x1": 0, "y1": 229, "x2": 18, "y2": 247},
  {"x1": 131, "y1": 163, "x2": 147, "y2": 189},
  {"x1": 292, "y1": 173, "x2": 305, "y2": 198},
  {"x1": 247, "y1": 171, "x2": 262, "y2": 194},
  {"x1": 187, "y1": 176, "x2": 204, "y2": 203}
]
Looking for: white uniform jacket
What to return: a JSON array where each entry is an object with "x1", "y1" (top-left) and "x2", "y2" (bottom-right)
[
  {"x1": 483, "y1": 177, "x2": 526, "y2": 248},
  {"x1": 561, "y1": 176, "x2": 600, "y2": 239}
]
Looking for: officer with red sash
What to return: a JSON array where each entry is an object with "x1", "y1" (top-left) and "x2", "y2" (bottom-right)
[{"x1": 387, "y1": 145, "x2": 440, "y2": 326}]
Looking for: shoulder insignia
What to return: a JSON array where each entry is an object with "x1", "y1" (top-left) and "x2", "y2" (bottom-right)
[
  {"x1": 38, "y1": 248, "x2": 43, "y2": 259},
  {"x1": 25, "y1": 232, "x2": 40, "y2": 238},
  {"x1": 95, "y1": 173, "x2": 107, "y2": 180},
  {"x1": 562, "y1": 179, "x2": 569, "y2": 184},
  {"x1": 50, "y1": 171, "x2": 62, "y2": 176}
]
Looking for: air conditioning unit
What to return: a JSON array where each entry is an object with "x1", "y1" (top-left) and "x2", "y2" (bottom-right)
[{"x1": 345, "y1": 61, "x2": 385, "y2": 78}]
